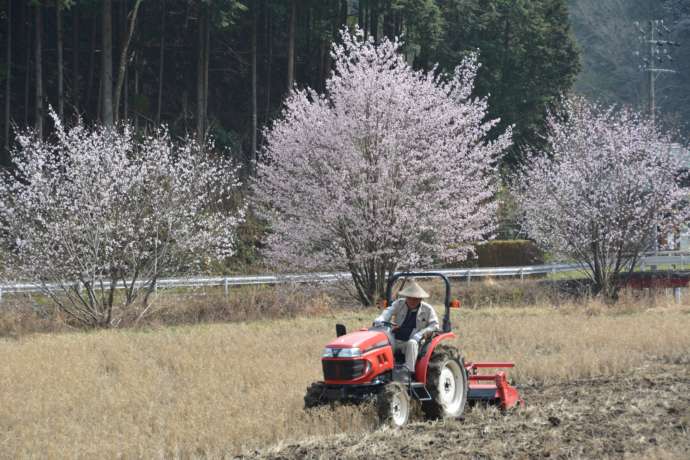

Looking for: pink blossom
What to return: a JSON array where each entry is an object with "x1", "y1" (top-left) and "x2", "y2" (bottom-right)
[
  {"x1": 511, "y1": 97, "x2": 688, "y2": 299},
  {"x1": 0, "y1": 110, "x2": 243, "y2": 327},
  {"x1": 254, "y1": 28, "x2": 511, "y2": 305}
]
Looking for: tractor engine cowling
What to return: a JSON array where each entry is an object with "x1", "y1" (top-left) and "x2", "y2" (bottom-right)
[{"x1": 321, "y1": 330, "x2": 394, "y2": 384}]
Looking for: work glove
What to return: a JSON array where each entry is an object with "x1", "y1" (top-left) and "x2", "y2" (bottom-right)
[{"x1": 413, "y1": 331, "x2": 433, "y2": 342}]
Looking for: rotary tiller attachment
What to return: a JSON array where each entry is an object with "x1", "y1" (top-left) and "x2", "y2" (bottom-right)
[{"x1": 466, "y1": 361, "x2": 525, "y2": 410}]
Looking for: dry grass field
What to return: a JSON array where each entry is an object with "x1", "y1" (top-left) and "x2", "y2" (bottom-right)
[{"x1": 1, "y1": 287, "x2": 689, "y2": 458}]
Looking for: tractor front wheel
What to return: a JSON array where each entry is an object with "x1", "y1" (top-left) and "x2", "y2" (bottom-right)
[
  {"x1": 376, "y1": 382, "x2": 411, "y2": 427},
  {"x1": 422, "y1": 344, "x2": 467, "y2": 420},
  {"x1": 304, "y1": 382, "x2": 328, "y2": 409}
]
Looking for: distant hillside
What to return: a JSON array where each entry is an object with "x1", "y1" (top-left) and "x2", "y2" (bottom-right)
[{"x1": 569, "y1": 0, "x2": 690, "y2": 136}]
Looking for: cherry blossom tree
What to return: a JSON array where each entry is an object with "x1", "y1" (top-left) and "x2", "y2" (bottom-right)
[
  {"x1": 511, "y1": 97, "x2": 688, "y2": 300},
  {"x1": 255, "y1": 28, "x2": 511, "y2": 305},
  {"x1": 0, "y1": 111, "x2": 243, "y2": 327}
]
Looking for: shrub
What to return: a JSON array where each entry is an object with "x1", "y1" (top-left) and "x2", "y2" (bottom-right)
[
  {"x1": 445, "y1": 240, "x2": 544, "y2": 267},
  {"x1": 475, "y1": 240, "x2": 544, "y2": 267}
]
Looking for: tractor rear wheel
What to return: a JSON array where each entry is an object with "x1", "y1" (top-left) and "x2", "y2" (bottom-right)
[
  {"x1": 304, "y1": 382, "x2": 328, "y2": 409},
  {"x1": 376, "y1": 382, "x2": 410, "y2": 427},
  {"x1": 422, "y1": 344, "x2": 467, "y2": 420}
]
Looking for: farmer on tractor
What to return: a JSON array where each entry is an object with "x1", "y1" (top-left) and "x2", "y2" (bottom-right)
[
  {"x1": 306, "y1": 272, "x2": 523, "y2": 427},
  {"x1": 374, "y1": 279, "x2": 440, "y2": 377}
]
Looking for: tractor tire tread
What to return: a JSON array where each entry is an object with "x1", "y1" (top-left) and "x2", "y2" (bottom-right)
[
  {"x1": 422, "y1": 344, "x2": 467, "y2": 420},
  {"x1": 376, "y1": 382, "x2": 410, "y2": 427}
]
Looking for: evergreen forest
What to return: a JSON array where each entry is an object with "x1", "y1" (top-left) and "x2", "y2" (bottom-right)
[{"x1": 0, "y1": 0, "x2": 687, "y2": 169}]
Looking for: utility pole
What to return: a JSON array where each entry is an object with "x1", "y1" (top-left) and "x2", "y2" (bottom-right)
[
  {"x1": 635, "y1": 19, "x2": 680, "y2": 126},
  {"x1": 635, "y1": 19, "x2": 680, "y2": 254},
  {"x1": 649, "y1": 20, "x2": 656, "y2": 125}
]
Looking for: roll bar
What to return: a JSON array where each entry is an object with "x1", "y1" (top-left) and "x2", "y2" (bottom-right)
[{"x1": 385, "y1": 272, "x2": 453, "y2": 333}]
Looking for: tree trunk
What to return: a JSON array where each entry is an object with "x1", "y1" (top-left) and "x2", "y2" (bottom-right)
[
  {"x1": 97, "y1": 67, "x2": 102, "y2": 119},
  {"x1": 181, "y1": 91, "x2": 189, "y2": 132},
  {"x1": 319, "y1": 38, "x2": 328, "y2": 91},
  {"x1": 34, "y1": 3, "x2": 43, "y2": 138},
  {"x1": 369, "y1": 0, "x2": 378, "y2": 41},
  {"x1": 114, "y1": 0, "x2": 143, "y2": 124},
  {"x1": 196, "y1": 2, "x2": 207, "y2": 139},
  {"x1": 72, "y1": 5, "x2": 80, "y2": 116},
  {"x1": 123, "y1": 68, "x2": 128, "y2": 123},
  {"x1": 23, "y1": 0, "x2": 30, "y2": 126},
  {"x1": 306, "y1": 6, "x2": 312, "y2": 81},
  {"x1": 358, "y1": 0, "x2": 364, "y2": 31},
  {"x1": 178, "y1": 0, "x2": 192, "y2": 132},
  {"x1": 287, "y1": 0, "x2": 296, "y2": 90},
  {"x1": 121, "y1": 0, "x2": 127, "y2": 121},
  {"x1": 134, "y1": 54, "x2": 140, "y2": 131},
  {"x1": 251, "y1": 3, "x2": 258, "y2": 168},
  {"x1": 156, "y1": 0, "x2": 166, "y2": 125},
  {"x1": 4, "y1": 0, "x2": 11, "y2": 152},
  {"x1": 350, "y1": 260, "x2": 389, "y2": 307},
  {"x1": 362, "y1": 0, "x2": 368, "y2": 36},
  {"x1": 383, "y1": 0, "x2": 394, "y2": 37},
  {"x1": 86, "y1": 15, "x2": 96, "y2": 116},
  {"x1": 101, "y1": 0, "x2": 113, "y2": 126},
  {"x1": 340, "y1": 0, "x2": 348, "y2": 27},
  {"x1": 589, "y1": 232, "x2": 618, "y2": 301},
  {"x1": 350, "y1": 264, "x2": 371, "y2": 306},
  {"x1": 204, "y1": 9, "x2": 209, "y2": 132},
  {"x1": 264, "y1": 0, "x2": 272, "y2": 122},
  {"x1": 57, "y1": 1, "x2": 64, "y2": 120}
]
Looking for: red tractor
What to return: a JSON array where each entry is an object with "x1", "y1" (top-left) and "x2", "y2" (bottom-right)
[{"x1": 305, "y1": 272, "x2": 523, "y2": 427}]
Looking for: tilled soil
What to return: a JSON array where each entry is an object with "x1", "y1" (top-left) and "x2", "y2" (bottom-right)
[{"x1": 241, "y1": 361, "x2": 690, "y2": 460}]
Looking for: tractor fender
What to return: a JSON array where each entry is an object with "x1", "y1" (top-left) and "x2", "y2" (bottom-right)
[{"x1": 414, "y1": 332, "x2": 457, "y2": 385}]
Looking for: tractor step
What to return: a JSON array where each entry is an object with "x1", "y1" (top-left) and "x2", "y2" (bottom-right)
[{"x1": 409, "y1": 383, "x2": 432, "y2": 401}]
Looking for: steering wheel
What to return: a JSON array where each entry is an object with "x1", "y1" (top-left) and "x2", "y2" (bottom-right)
[{"x1": 372, "y1": 320, "x2": 397, "y2": 331}]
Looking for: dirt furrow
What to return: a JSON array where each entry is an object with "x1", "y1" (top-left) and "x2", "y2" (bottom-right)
[{"x1": 240, "y1": 362, "x2": 690, "y2": 460}]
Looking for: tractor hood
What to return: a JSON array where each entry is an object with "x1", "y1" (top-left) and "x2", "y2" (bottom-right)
[{"x1": 325, "y1": 329, "x2": 391, "y2": 354}]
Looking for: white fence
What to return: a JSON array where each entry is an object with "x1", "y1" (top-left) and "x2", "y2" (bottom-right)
[
  {"x1": 0, "y1": 252, "x2": 687, "y2": 301},
  {"x1": 0, "y1": 263, "x2": 584, "y2": 301}
]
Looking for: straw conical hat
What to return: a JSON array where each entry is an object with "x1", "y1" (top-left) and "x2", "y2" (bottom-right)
[{"x1": 398, "y1": 280, "x2": 429, "y2": 299}]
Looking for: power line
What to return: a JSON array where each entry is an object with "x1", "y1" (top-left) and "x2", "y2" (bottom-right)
[{"x1": 634, "y1": 19, "x2": 681, "y2": 125}]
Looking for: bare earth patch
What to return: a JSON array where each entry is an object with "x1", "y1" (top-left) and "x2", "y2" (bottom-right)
[{"x1": 246, "y1": 360, "x2": 690, "y2": 460}]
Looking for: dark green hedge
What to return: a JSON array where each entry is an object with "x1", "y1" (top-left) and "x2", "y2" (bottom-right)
[{"x1": 446, "y1": 240, "x2": 544, "y2": 268}]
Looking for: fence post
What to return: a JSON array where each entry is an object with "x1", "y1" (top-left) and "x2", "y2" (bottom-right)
[
  {"x1": 674, "y1": 287, "x2": 682, "y2": 304},
  {"x1": 520, "y1": 268, "x2": 524, "y2": 283},
  {"x1": 0, "y1": 287, "x2": 3, "y2": 304},
  {"x1": 466, "y1": 271, "x2": 471, "y2": 286},
  {"x1": 224, "y1": 277, "x2": 229, "y2": 299}
]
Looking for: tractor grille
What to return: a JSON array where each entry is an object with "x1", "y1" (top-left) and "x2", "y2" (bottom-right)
[{"x1": 322, "y1": 359, "x2": 367, "y2": 380}]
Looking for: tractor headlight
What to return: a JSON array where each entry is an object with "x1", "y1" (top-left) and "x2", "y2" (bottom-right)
[{"x1": 322, "y1": 347, "x2": 362, "y2": 358}]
